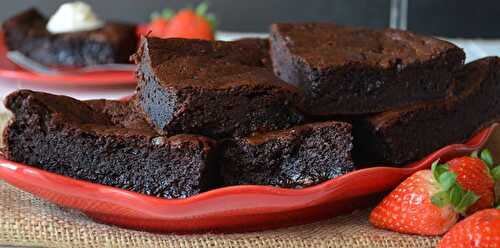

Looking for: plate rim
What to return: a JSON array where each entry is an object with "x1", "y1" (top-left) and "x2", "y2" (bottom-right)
[{"x1": 0, "y1": 31, "x2": 136, "y2": 85}]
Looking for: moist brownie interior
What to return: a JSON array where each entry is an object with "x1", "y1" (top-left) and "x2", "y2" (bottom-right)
[
  {"x1": 352, "y1": 57, "x2": 500, "y2": 165},
  {"x1": 2, "y1": 8, "x2": 138, "y2": 67},
  {"x1": 220, "y1": 121, "x2": 354, "y2": 188},
  {"x1": 270, "y1": 23, "x2": 465, "y2": 115},
  {"x1": 134, "y1": 37, "x2": 304, "y2": 139},
  {"x1": 3, "y1": 90, "x2": 218, "y2": 198}
]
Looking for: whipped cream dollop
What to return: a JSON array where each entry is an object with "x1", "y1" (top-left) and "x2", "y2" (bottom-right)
[{"x1": 46, "y1": 1, "x2": 104, "y2": 34}]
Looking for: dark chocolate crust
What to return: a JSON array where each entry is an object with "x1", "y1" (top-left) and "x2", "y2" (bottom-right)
[
  {"x1": 2, "y1": 8, "x2": 138, "y2": 67},
  {"x1": 134, "y1": 37, "x2": 304, "y2": 139},
  {"x1": 270, "y1": 23, "x2": 465, "y2": 115},
  {"x1": 353, "y1": 57, "x2": 500, "y2": 165},
  {"x1": 3, "y1": 90, "x2": 218, "y2": 198},
  {"x1": 220, "y1": 121, "x2": 354, "y2": 188}
]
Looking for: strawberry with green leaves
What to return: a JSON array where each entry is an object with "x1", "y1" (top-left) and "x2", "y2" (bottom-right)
[
  {"x1": 446, "y1": 149, "x2": 498, "y2": 214},
  {"x1": 148, "y1": 9, "x2": 174, "y2": 38},
  {"x1": 370, "y1": 149, "x2": 500, "y2": 235},
  {"x1": 146, "y1": 2, "x2": 216, "y2": 40},
  {"x1": 437, "y1": 208, "x2": 500, "y2": 248},
  {"x1": 163, "y1": 2, "x2": 216, "y2": 40},
  {"x1": 369, "y1": 169, "x2": 461, "y2": 235}
]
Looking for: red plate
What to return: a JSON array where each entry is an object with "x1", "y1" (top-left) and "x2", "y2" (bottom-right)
[
  {"x1": 0, "y1": 31, "x2": 136, "y2": 85},
  {"x1": 0, "y1": 123, "x2": 496, "y2": 233}
]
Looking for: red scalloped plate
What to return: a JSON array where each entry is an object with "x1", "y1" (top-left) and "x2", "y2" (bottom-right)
[
  {"x1": 0, "y1": 124, "x2": 497, "y2": 233},
  {"x1": 0, "y1": 31, "x2": 136, "y2": 85}
]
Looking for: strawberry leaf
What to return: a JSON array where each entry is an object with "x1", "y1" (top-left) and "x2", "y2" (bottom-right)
[
  {"x1": 470, "y1": 151, "x2": 479, "y2": 158},
  {"x1": 456, "y1": 191, "x2": 480, "y2": 214},
  {"x1": 431, "y1": 160, "x2": 440, "y2": 179},
  {"x1": 449, "y1": 185, "x2": 462, "y2": 207},
  {"x1": 491, "y1": 165, "x2": 500, "y2": 181},
  {"x1": 438, "y1": 171, "x2": 456, "y2": 192},
  {"x1": 161, "y1": 8, "x2": 175, "y2": 19},
  {"x1": 431, "y1": 160, "x2": 450, "y2": 182},
  {"x1": 195, "y1": 2, "x2": 209, "y2": 16},
  {"x1": 431, "y1": 191, "x2": 450, "y2": 208},
  {"x1": 205, "y1": 13, "x2": 217, "y2": 29},
  {"x1": 480, "y1": 149, "x2": 494, "y2": 168}
]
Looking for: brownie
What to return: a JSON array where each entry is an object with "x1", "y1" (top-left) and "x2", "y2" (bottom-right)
[
  {"x1": 353, "y1": 57, "x2": 500, "y2": 165},
  {"x1": 2, "y1": 9, "x2": 138, "y2": 67},
  {"x1": 270, "y1": 23, "x2": 465, "y2": 115},
  {"x1": 134, "y1": 37, "x2": 304, "y2": 139},
  {"x1": 3, "y1": 90, "x2": 218, "y2": 198},
  {"x1": 220, "y1": 121, "x2": 354, "y2": 188}
]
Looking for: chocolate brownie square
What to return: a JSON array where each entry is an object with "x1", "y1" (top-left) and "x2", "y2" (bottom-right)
[
  {"x1": 353, "y1": 57, "x2": 500, "y2": 165},
  {"x1": 3, "y1": 90, "x2": 218, "y2": 198},
  {"x1": 134, "y1": 37, "x2": 304, "y2": 139},
  {"x1": 270, "y1": 23, "x2": 465, "y2": 115},
  {"x1": 2, "y1": 9, "x2": 138, "y2": 67},
  {"x1": 220, "y1": 121, "x2": 354, "y2": 188}
]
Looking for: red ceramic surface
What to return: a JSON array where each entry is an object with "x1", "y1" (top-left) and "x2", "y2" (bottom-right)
[
  {"x1": 0, "y1": 124, "x2": 496, "y2": 233},
  {"x1": 0, "y1": 31, "x2": 136, "y2": 85}
]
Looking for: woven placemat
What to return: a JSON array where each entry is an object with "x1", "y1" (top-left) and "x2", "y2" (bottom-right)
[{"x1": 0, "y1": 180, "x2": 439, "y2": 248}]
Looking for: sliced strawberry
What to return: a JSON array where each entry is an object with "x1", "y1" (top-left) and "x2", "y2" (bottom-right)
[
  {"x1": 437, "y1": 208, "x2": 500, "y2": 248},
  {"x1": 370, "y1": 170, "x2": 459, "y2": 235}
]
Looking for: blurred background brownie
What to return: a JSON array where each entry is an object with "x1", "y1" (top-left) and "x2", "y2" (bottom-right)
[{"x1": 2, "y1": 8, "x2": 138, "y2": 67}]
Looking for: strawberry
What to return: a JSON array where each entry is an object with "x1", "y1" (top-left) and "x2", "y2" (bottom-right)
[
  {"x1": 369, "y1": 170, "x2": 460, "y2": 235},
  {"x1": 147, "y1": 9, "x2": 174, "y2": 38},
  {"x1": 447, "y1": 150, "x2": 496, "y2": 214},
  {"x1": 163, "y1": 2, "x2": 216, "y2": 40},
  {"x1": 437, "y1": 208, "x2": 500, "y2": 248}
]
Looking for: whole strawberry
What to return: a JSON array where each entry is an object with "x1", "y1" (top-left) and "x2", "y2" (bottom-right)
[
  {"x1": 369, "y1": 170, "x2": 460, "y2": 235},
  {"x1": 437, "y1": 208, "x2": 500, "y2": 248},
  {"x1": 370, "y1": 149, "x2": 500, "y2": 235},
  {"x1": 448, "y1": 150, "x2": 497, "y2": 214},
  {"x1": 163, "y1": 2, "x2": 215, "y2": 40}
]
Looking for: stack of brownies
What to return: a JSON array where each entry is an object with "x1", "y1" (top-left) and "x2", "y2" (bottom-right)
[{"x1": 4, "y1": 23, "x2": 500, "y2": 198}]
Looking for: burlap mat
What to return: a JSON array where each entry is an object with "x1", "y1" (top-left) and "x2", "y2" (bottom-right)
[
  {"x1": 1, "y1": 109, "x2": 499, "y2": 248},
  {"x1": 0, "y1": 180, "x2": 441, "y2": 248}
]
